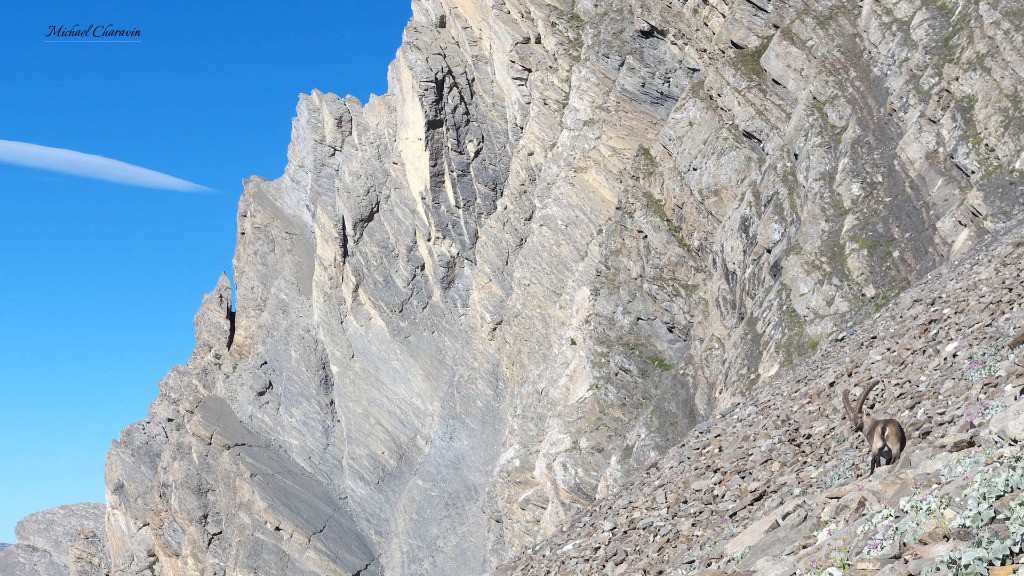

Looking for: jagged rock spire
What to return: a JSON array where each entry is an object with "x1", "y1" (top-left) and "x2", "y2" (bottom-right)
[{"x1": 192, "y1": 272, "x2": 234, "y2": 360}]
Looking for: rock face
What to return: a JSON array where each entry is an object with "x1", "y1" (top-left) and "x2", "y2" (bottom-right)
[
  {"x1": 49, "y1": 0, "x2": 1024, "y2": 575},
  {"x1": 0, "y1": 503, "x2": 107, "y2": 576},
  {"x1": 502, "y1": 217, "x2": 1024, "y2": 575}
]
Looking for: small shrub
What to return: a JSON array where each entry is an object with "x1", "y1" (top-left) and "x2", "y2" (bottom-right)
[{"x1": 651, "y1": 356, "x2": 674, "y2": 371}]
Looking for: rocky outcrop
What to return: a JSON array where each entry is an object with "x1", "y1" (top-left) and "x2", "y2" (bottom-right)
[
  {"x1": 12, "y1": 0, "x2": 1023, "y2": 575},
  {"x1": 0, "y1": 504, "x2": 107, "y2": 576},
  {"x1": 68, "y1": 529, "x2": 109, "y2": 576}
]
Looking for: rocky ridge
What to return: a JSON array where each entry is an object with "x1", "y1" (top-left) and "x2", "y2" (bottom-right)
[
  {"x1": 6, "y1": 0, "x2": 1024, "y2": 574},
  {"x1": 0, "y1": 504, "x2": 108, "y2": 576},
  {"x1": 501, "y1": 219, "x2": 1024, "y2": 575}
]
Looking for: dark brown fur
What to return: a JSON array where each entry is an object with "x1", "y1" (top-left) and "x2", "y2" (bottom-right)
[{"x1": 842, "y1": 379, "x2": 907, "y2": 476}]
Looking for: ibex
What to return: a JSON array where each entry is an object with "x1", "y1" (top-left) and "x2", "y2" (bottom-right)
[{"x1": 842, "y1": 379, "x2": 906, "y2": 476}]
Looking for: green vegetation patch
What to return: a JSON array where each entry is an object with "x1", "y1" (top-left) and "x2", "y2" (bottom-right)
[
  {"x1": 651, "y1": 356, "x2": 674, "y2": 372},
  {"x1": 733, "y1": 40, "x2": 771, "y2": 78}
]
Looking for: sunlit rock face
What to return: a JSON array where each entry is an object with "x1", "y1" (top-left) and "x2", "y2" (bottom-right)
[
  {"x1": 88, "y1": 0, "x2": 1024, "y2": 575},
  {"x1": 0, "y1": 504, "x2": 107, "y2": 576}
]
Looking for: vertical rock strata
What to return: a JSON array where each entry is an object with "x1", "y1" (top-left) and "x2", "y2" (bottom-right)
[{"x1": 100, "y1": 0, "x2": 1023, "y2": 575}]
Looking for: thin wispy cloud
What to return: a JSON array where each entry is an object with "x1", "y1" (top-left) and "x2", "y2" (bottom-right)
[{"x1": 0, "y1": 139, "x2": 211, "y2": 192}]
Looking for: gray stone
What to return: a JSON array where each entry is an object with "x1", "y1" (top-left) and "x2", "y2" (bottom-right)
[
  {"x1": 989, "y1": 400, "x2": 1024, "y2": 442},
  {"x1": 877, "y1": 560, "x2": 910, "y2": 576},
  {"x1": 0, "y1": 503, "x2": 106, "y2": 576},
  {"x1": 9, "y1": 0, "x2": 1022, "y2": 574}
]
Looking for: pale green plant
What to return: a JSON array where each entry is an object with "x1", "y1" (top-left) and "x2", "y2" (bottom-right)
[
  {"x1": 724, "y1": 546, "x2": 749, "y2": 570},
  {"x1": 898, "y1": 486, "x2": 951, "y2": 546},
  {"x1": 797, "y1": 535, "x2": 852, "y2": 576},
  {"x1": 825, "y1": 454, "x2": 856, "y2": 488},
  {"x1": 927, "y1": 449, "x2": 1024, "y2": 574},
  {"x1": 964, "y1": 345, "x2": 1002, "y2": 382},
  {"x1": 941, "y1": 451, "x2": 987, "y2": 484},
  {"x1": 859, "y1": 506, "x2": 898, "y2": 558}
]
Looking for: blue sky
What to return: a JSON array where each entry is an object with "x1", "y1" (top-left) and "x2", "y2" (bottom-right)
[{"x1": 0, "y1": 0, "x2": 411, "y2": 543}]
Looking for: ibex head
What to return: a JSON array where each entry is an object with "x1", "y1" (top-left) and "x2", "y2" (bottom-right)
[{"x1": 842, "y1": 379, "x2": 878, "y2": 433}]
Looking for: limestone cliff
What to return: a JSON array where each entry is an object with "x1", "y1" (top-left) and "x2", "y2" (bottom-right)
[
  {"x1": 0, "y1": 504, "x2": 107, "y2": 576},
  {"x1": 19, "y1": 0, "x2": 1024, "y2": 575}
]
